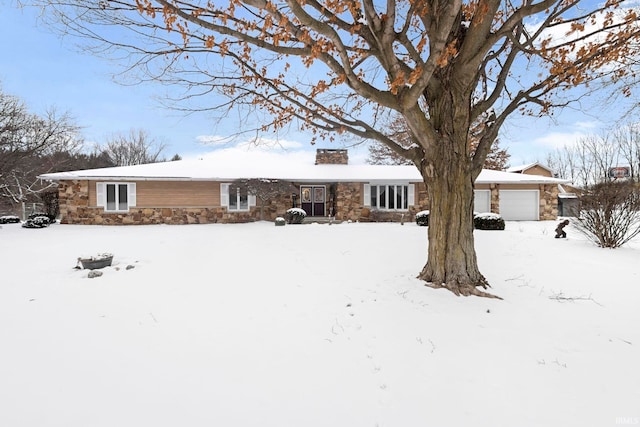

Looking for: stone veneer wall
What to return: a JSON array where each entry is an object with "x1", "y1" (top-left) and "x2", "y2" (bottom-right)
[
  {"x1": 58, "y1": 180, "x2": 89, "y2": 223},
  {"x1": 540, "y1": 184, "x2": 559, "y2": 220},
  {"x1": 334, "y1": 182, "x2": 363, "y2": 220},
  {"x1": 490, "y1": 184, "x2": 500, "y2": 213},
  {"x1": 63, "y1": 206, "x2": 257, "y2": 225}
]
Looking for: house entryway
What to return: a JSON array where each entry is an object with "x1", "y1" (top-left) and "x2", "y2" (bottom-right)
[{"x1": 301, "y1": 185, "x2": 326, "y2": 217}]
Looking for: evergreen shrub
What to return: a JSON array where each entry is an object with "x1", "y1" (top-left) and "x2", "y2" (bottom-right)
[
  {"x1": 415, "y1": 210, "x2": 430, "y2": 226},
  {"x1": 285, "y1": 208, "x2": 306, "y2": 224},
  {"x1": 0, "y1": 215, "x2": 20, "y2": 224},
  {"x1": 22, "y1": 216, "x2": 51, "y2": 229},
  {"x1": 474, "y1": 213, "x2": 505, "y2": 230}
]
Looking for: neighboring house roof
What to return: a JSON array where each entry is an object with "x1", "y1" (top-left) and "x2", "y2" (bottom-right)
[
  {"x1": 475, "y1": 169, "x2": 567, "y2": 184},
  {"x1": 506, "y1": 162, "x2": 555, "y2": 175},
  {"x1": 39, "y1": 152, "x2": 569, "y2": 185}
]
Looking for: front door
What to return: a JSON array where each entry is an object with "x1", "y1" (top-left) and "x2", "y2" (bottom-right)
[{"x1": 301, "y1": 186, "x2": 326, "y2": 217}]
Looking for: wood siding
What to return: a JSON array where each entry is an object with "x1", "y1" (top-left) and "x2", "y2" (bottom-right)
[
  {"x1": 89, "y1": 181, "x2": 221, "y2": 208},
  {"x1": 522, "y1": 165, "x2": 553, "y2": 177}
]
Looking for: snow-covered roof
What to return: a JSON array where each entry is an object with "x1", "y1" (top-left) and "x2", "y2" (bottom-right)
[
  {"x1": 39, "y1": 150, "x2": 569, "y2": 185},
  {"x1": 475, "y1": 168, "x2": 567, "y2": 184}
]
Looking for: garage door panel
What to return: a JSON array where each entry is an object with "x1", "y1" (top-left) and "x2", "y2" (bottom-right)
[
  {"x1": 499, "y1": 190, "x2": 539, "y2": 221},
  {"x1": 474, "y1": 190, "x2": 491, "y2": 213}
]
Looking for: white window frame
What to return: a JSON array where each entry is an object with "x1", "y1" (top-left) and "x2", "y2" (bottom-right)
[
  {"x1": 220, "y1": 183, "x2": 256, "y2": 212},
  {"x1": 363, "y1": 183, "x2": 415, "y2": 211},
  {"x1": 96, "y1": 182, "x2": 136, "y2": 212}
]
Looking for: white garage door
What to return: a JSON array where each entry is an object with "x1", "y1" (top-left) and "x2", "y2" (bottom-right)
[
  {"x1": 499, "y1": 190, "x2": 539, "y2": 221},
  {"x1": 474, "y1": 190, "x2": 491, "y2": 213}
]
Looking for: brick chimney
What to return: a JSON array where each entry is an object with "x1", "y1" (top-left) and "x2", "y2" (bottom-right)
[{"x1": 315, "y1": 149, "x2": 349, "y2": 165}]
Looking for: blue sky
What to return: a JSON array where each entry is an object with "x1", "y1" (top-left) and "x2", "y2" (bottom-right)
[{"x1": 0, "y1": 3, "x2": 629, "y2": 166}]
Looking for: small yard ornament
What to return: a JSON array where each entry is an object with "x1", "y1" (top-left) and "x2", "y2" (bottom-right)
[
  {"x1": 555, "y1": 220, "x2": 570, "y2": 239},
  {"x1": 77, "y1": 253, "x2": 114, "y2": 270}
]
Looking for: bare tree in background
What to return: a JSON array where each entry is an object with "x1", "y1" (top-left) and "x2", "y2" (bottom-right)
[
  {"x1": 612, "y1": 125, "x2": 640, "y2": 180},
  {"x1": 547, "y1": 124, "x2": 640, "y2": 187},
  {"x1": 102, "y1": 129, "x2": 167, "y2": 166},
  {"x1": 366, "y1": 115, "x2": 414, "y2": 165},
  {"x1": 1, "y1": 88, "x2": 82, "y2": 214}
]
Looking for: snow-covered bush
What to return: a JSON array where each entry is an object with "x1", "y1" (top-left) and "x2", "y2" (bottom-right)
[
  {"x1": 274, "y1": 217, "x2": 286, "y2": 226},
  {"x1": 28, "y1": 212, "x2": 56, "y2": 223},
  {"x1": 0, "y1": 215, "x2": 20, "y2": 224},
  {"x1": 474, "y1": 212, "x2": 505, "y2": 230},
  {"x1": 415, "y1": 210, "x2": 429, "y2": 226},
  {"x1": 285, "y1": 208, "x2": 306, "y2": 224},
  {"x1": 21, "y1": 216, "x2": 51, "y2": 229}
]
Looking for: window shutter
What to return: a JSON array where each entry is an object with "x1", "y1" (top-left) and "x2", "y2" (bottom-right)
[
  {"x1": 128, "y1": 183, "x2": 137, "y2": 207},
  {"x1": 96, "y1": 182, "x2": 106, "y2": 207},
  {"x1": 220, "y1": 183, "x2": 230, "y2": 207},
  {"x1": 248, "y1": 194, "x2": 256, "y2": 207},
  {"x1": 363, "y1": 184, "x2": 371, "y2": 206},
  {"x1": 408, "y1": 184, "x2": 415, "y2": 206}
]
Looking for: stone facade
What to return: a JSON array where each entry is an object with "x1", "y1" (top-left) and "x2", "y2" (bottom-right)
[
  {"x1": 315, "y1": 149, "x2": 349, "y2": 165},
  {"x1": 55, "y1": 178, "x2": 558, "y2": 225},
  {"x1": 539, "y1": 184, "x2": 559, "y2": 220},
  {"x1": 490, "y1": 184, "x2": 500, "y2": 213},
  {"x1": 61, "y1": 206, "x2": 252, "y2": 225},
  {"x1": 333, "y1": 182, "x2": 363, "y2": 221}
]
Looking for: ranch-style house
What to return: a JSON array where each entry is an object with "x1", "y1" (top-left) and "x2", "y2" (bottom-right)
[{"x1": 39, "y1": 149, "x2": 569, "y2": 225}]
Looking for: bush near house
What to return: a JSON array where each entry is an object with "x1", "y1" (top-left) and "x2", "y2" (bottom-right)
[
  {"x1": 22, "y1": 216, "x2": 52, "y2": 229},
  {"x1": 28, "y1": 212, "x2": 57, "y2": 223},
  {"x1": 474, "y1": 213, "x2": 505, "y2": 230},
  {"x1": 285, "y1": 208, "x2": 306, "y2": 224},
  {"x1": 416, "y1": 210, "x2": 430, "y2": 226},
  {"x1": 0, "y1": 215, "x2": 21, "y2": 224}
]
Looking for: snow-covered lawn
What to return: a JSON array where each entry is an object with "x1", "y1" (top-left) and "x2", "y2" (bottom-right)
[{"x1": 1, "y1": 221, "x2": 638, "y2": 426}]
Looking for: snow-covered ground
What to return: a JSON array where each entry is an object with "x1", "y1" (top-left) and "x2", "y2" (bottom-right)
[{"x1": 1, "y1": 220, "x2": 638, "y2": 427}]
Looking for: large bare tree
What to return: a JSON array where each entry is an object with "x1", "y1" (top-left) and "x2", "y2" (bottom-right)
[
  {"x1": 1, "y1": 88, "x2": 82, "y2": 213},
  {"x1": 30, "y1": 0, "x2": 640, "y2": 297}
]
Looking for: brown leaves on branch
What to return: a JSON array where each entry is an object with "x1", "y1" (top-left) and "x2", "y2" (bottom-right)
[{"x1": 34, "y1": 1, "x2": 640, "y2": 176}]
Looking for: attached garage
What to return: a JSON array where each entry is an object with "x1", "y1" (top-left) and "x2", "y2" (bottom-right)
[
  {"x1": 499, "y1": 190, "x2": 539, "y2": 220},
  {"x1": 474, "y1": 190, "x2": 491, "y2": 213}
]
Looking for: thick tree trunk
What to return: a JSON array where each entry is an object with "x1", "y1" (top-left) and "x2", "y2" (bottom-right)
[
  {"x1": 406, "y1": 53, "x2": 500, "y2": 298},
  {"x1": 416, "y1": 141, "x2": 500, "y2": 299}
]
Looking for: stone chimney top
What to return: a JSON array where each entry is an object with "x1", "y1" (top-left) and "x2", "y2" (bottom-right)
[{"x1": 315, "y1": 149, "x2": 349, "y2": 165}]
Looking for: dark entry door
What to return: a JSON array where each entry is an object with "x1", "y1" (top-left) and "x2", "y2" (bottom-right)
[{"x1": 301, "y1": 186, "x2": 325, "y2": 217}]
